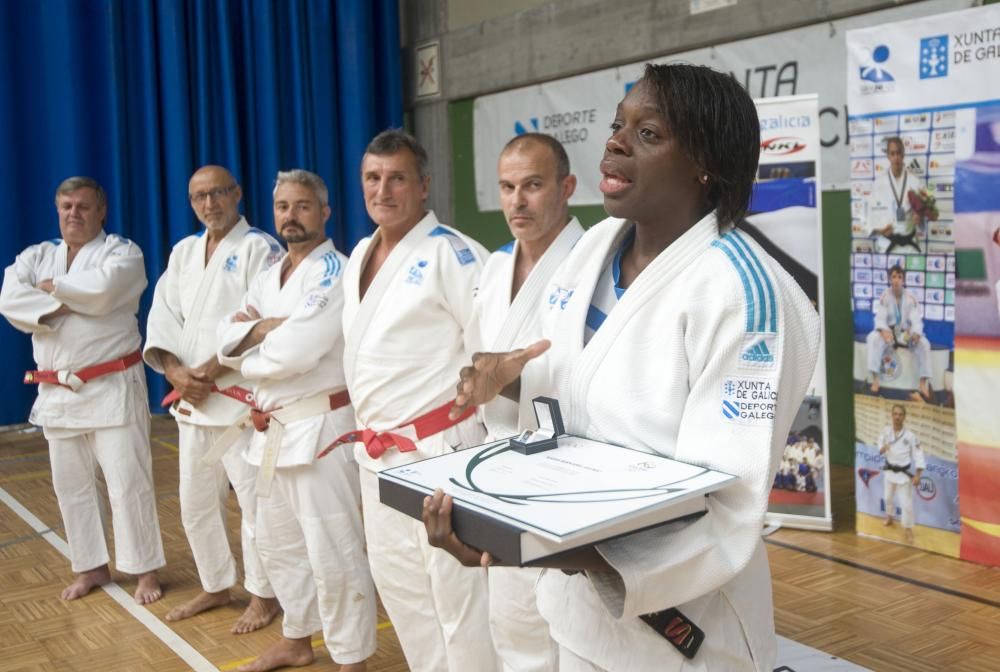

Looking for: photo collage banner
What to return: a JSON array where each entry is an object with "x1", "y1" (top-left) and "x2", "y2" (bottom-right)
[{"x1": 847, "y1": 4, "x2": 1000, "y2": 563}]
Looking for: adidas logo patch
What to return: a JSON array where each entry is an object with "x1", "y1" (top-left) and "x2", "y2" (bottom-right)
[
  {"x1": 741, "y1": 340, "x2": 774, "y2": 363},
  {"x1": 740, "y1": 333, "x2": 777, "y2": 369}
]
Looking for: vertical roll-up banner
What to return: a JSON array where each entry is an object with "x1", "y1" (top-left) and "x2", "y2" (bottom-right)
[
  {"x1": 756, "y1": 95, "x2": 831, "y2": 531},
  {"x1": 847, "y1": 4, "x2": 1000, "y2": 564}
]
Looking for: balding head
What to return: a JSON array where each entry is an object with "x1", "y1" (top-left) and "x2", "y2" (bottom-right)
[
  {"x1": 190, "y1": 165, "x2": 236, "y2": 188},
  {"x1": 188, "y1": 165, "x2": 242, "y2": 233},
  {"x1": 497, "y1": 133, "x2": 576, "y2": 252},
  {"x1": 500, "y1": 133, "x2": 571, "y2": 181}
]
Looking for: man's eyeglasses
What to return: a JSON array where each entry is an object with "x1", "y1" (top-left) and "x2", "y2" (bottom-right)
[{"x1": 189, "y1": 185, "x2": 237, "y2": 204}]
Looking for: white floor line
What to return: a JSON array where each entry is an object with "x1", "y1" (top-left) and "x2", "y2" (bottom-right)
[
  {"x1": 0, "y1": 485, "x2": 218, "y2": 672},
  {"x1": 776, "y1": 635, "x2": 871, "y2": 671}
]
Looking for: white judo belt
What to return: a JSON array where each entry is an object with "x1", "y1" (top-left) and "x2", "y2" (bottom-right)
[{"x1": 204, "y1": 388, "x2": 351, "y2": 497}]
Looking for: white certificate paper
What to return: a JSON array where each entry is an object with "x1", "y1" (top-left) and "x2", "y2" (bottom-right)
[{"x1": 380, "y1": 435, "x2": 735, "y2": 545}]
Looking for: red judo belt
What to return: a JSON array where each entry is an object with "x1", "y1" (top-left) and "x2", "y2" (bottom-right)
[
  {"x1": 160, "y1": 384, "x2": 256, "y2": 408},
  {"x1": 23, "y1": 349, "x2": 143, "y2": 388},
  {"x1": 317, "y1": 400, "x2": 476, "y2": 460}
]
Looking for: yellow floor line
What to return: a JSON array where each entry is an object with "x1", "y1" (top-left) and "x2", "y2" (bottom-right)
[
  {"x1": 218, "y1": 622, "x2": 393, "y2": 671},
  {"x1": 153, "y1": 437, "x2": 179, "y2": 453}
]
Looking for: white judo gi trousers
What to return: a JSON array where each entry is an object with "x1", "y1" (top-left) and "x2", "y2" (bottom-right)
[
  {"x1": 866, "y1": 330, "x2": 932, "y2": 380},
  {"x1": 176, "y1": 423, "x2": 272, "y2": 597},
  {"x1": 359, "y1": 466, "x2": 497, "y2": 672},
  {"x1": 489, "y1": 567, "x2": 559, "y2": 672},
  {"x1": 48, "y1": 415, "x2": 165, "y2": 575},
  {"x1": 256, "y1": 448, "x2": 376, "y2": 665},
  {"x1": 884, "y1": 477, "x2": 916, "y2": 528}
]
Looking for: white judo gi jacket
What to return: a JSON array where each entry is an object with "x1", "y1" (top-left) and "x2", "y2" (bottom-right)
[
  {"x1": 342, "y1": 210, "x2": 488, "y2": 471},
  {"x1": 878, "y1": 425, "x2": 925, "y2": 486},
  {"x1": 523, "y1": 215, "x2": 820, "y2": 671},
  {"x1": 476, "y1": 219, "x2": 584, "y2": 672},
  {"x1": 868, "y1": 170, "x2": 924, "y2": 239},
  {"x1": 218, "y1": 240, "x2": 353, "y2": 467},
  {"x1": 145, "y1": 217, "x2": 283, "y2": 424},
  {"x1": 475, "y1": 218, "x2": 584, "y2": 441},
  {"x1": 873, "y1": 287, "x2": 923, "y2": 338},
  {"x1": 0, "y1": 231, "x2": 148, "y2": 431}
]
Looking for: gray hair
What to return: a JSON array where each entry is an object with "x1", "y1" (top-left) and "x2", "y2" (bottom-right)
[
  {"x1": 54, "y1": 176, "x2": 107, "y2": 209},
  {"x1": 365, "y1": 129, "x2": 429, "y2": 179},
  {"x1": 273, "y1": 169, "x2": 329, "y2": 206}
]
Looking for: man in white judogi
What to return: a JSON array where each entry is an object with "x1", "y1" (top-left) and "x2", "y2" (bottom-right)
[
  {"x1": 0, "y1": 177, "x2": 165, "y2": 604},
  {"x1": 866, "y1": 264, "x2": 932, "y2": 398},
  {"x1": 879, "y1": 404, "x2": 926, "y2": 544},
  {"x1": 144, "y1": 166, "x2": 283, "y2": 631},
  {"x1": 476, "y1": 133, "x2": 583, "y2": 672},
  {"x1": 218, "y1": 170, "x2": 374, "y2": 672},
  {"x1": 333, "y1": 130, "x2": 496, "y2": 672}
]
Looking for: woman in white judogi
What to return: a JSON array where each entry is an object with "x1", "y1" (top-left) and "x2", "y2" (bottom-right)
[
  {"x1": 145, "y1": 166, "x2": 283, "y2": 630},
  {"x1": 429, "y1": 65, "x2": 820, "y2": 671},
  {"x1": 217, "y1": 171, "x2": 374, "y2": 672},
  {"x1": 0, "y1": 177, "x2": 164, "y2": 604},
  {"x1": 476, "y1": 133, "x2": 584, "y2": 672}
]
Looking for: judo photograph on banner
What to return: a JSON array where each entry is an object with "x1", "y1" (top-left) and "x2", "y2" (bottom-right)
[
  {"x1": 750, "y1": 95, "x2": 832, "y2": 529},
  {"x1": 770, "y1": 397, "x2": 825, "y2": 519},
  {"x1": 953, "y1": 103, "x2": 1000, "y2": 565},
  {"x1": 854, "y1": 395, "x2": 959, "y2": 555}
]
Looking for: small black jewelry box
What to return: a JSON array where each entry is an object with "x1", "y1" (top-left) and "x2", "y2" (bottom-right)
[{"x1": 509, "y1": 396, "x2": 566, "y2": 455}]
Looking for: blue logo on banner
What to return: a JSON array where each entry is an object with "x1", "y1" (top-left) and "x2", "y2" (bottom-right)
[
  {"x1": 919, "y1": 35, "x2": 948, "y2": 79},
  {"x1": 860, "y1": 45, "x2": 894, "y2": 82},
  {"x1": 514, "y1": 118, "x2": 539, "y2": 135}
]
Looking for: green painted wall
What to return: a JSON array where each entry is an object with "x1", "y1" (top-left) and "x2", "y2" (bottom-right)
[{"x1": 449, "y1": 98, "x2": 856, "y2": 465}]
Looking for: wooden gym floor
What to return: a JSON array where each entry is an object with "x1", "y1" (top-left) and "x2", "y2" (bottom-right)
[{"x1": 1, "y1": 416, "x2": 998, "y2": 671}]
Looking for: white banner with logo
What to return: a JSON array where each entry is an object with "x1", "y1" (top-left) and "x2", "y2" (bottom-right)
[
  {"x1": 847, "y1": 4, "x2": 1000, "y2": 563},
  {"x1": 472, "y1": 0, "x2": 970, "y2": 210},
  {"x1": 752, "y1": 95, "x2": 832, "y2": 530}
]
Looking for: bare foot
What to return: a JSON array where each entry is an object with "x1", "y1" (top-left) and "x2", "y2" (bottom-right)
[
  {"x1": 339, "y1": 662, "x2": 367, "y2": 672},
  {"x1": 919, "y1": 379, "x2": 932, "y2": 402},
  {"x1": 135, "y1": 571, "x2": 163, "y2": 605},
  {"x1": 61, "y1": 565, "x2": 111, "y2": 600},
  {"x1": 883, "y1": 517, "x2": 893, "y2": 527},
  {"x1": 236, "y1": 636, "x2": 314, "y2": 672},
  {"x1": 232, "y1": 595, "x2": 281, "y2": 634},
  {"x1": 904, "y1": 528, "x2": 915, "y2": 544},
  {"x1": 165, "y1": 589, "x2": 230, "y2": 621}
]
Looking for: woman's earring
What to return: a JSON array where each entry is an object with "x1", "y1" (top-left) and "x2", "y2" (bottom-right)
[{"x1": 699, "y1": 175, "x2": 709, "y2": 185}]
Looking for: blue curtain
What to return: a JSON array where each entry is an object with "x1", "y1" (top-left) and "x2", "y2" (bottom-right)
[{"x1": 0, "y1": 0, "x2": 401, "y2": 424}]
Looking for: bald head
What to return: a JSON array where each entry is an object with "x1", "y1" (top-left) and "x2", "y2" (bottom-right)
[{"x1": 188, "y1": 165, "x2": 242, "y2": 232}]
